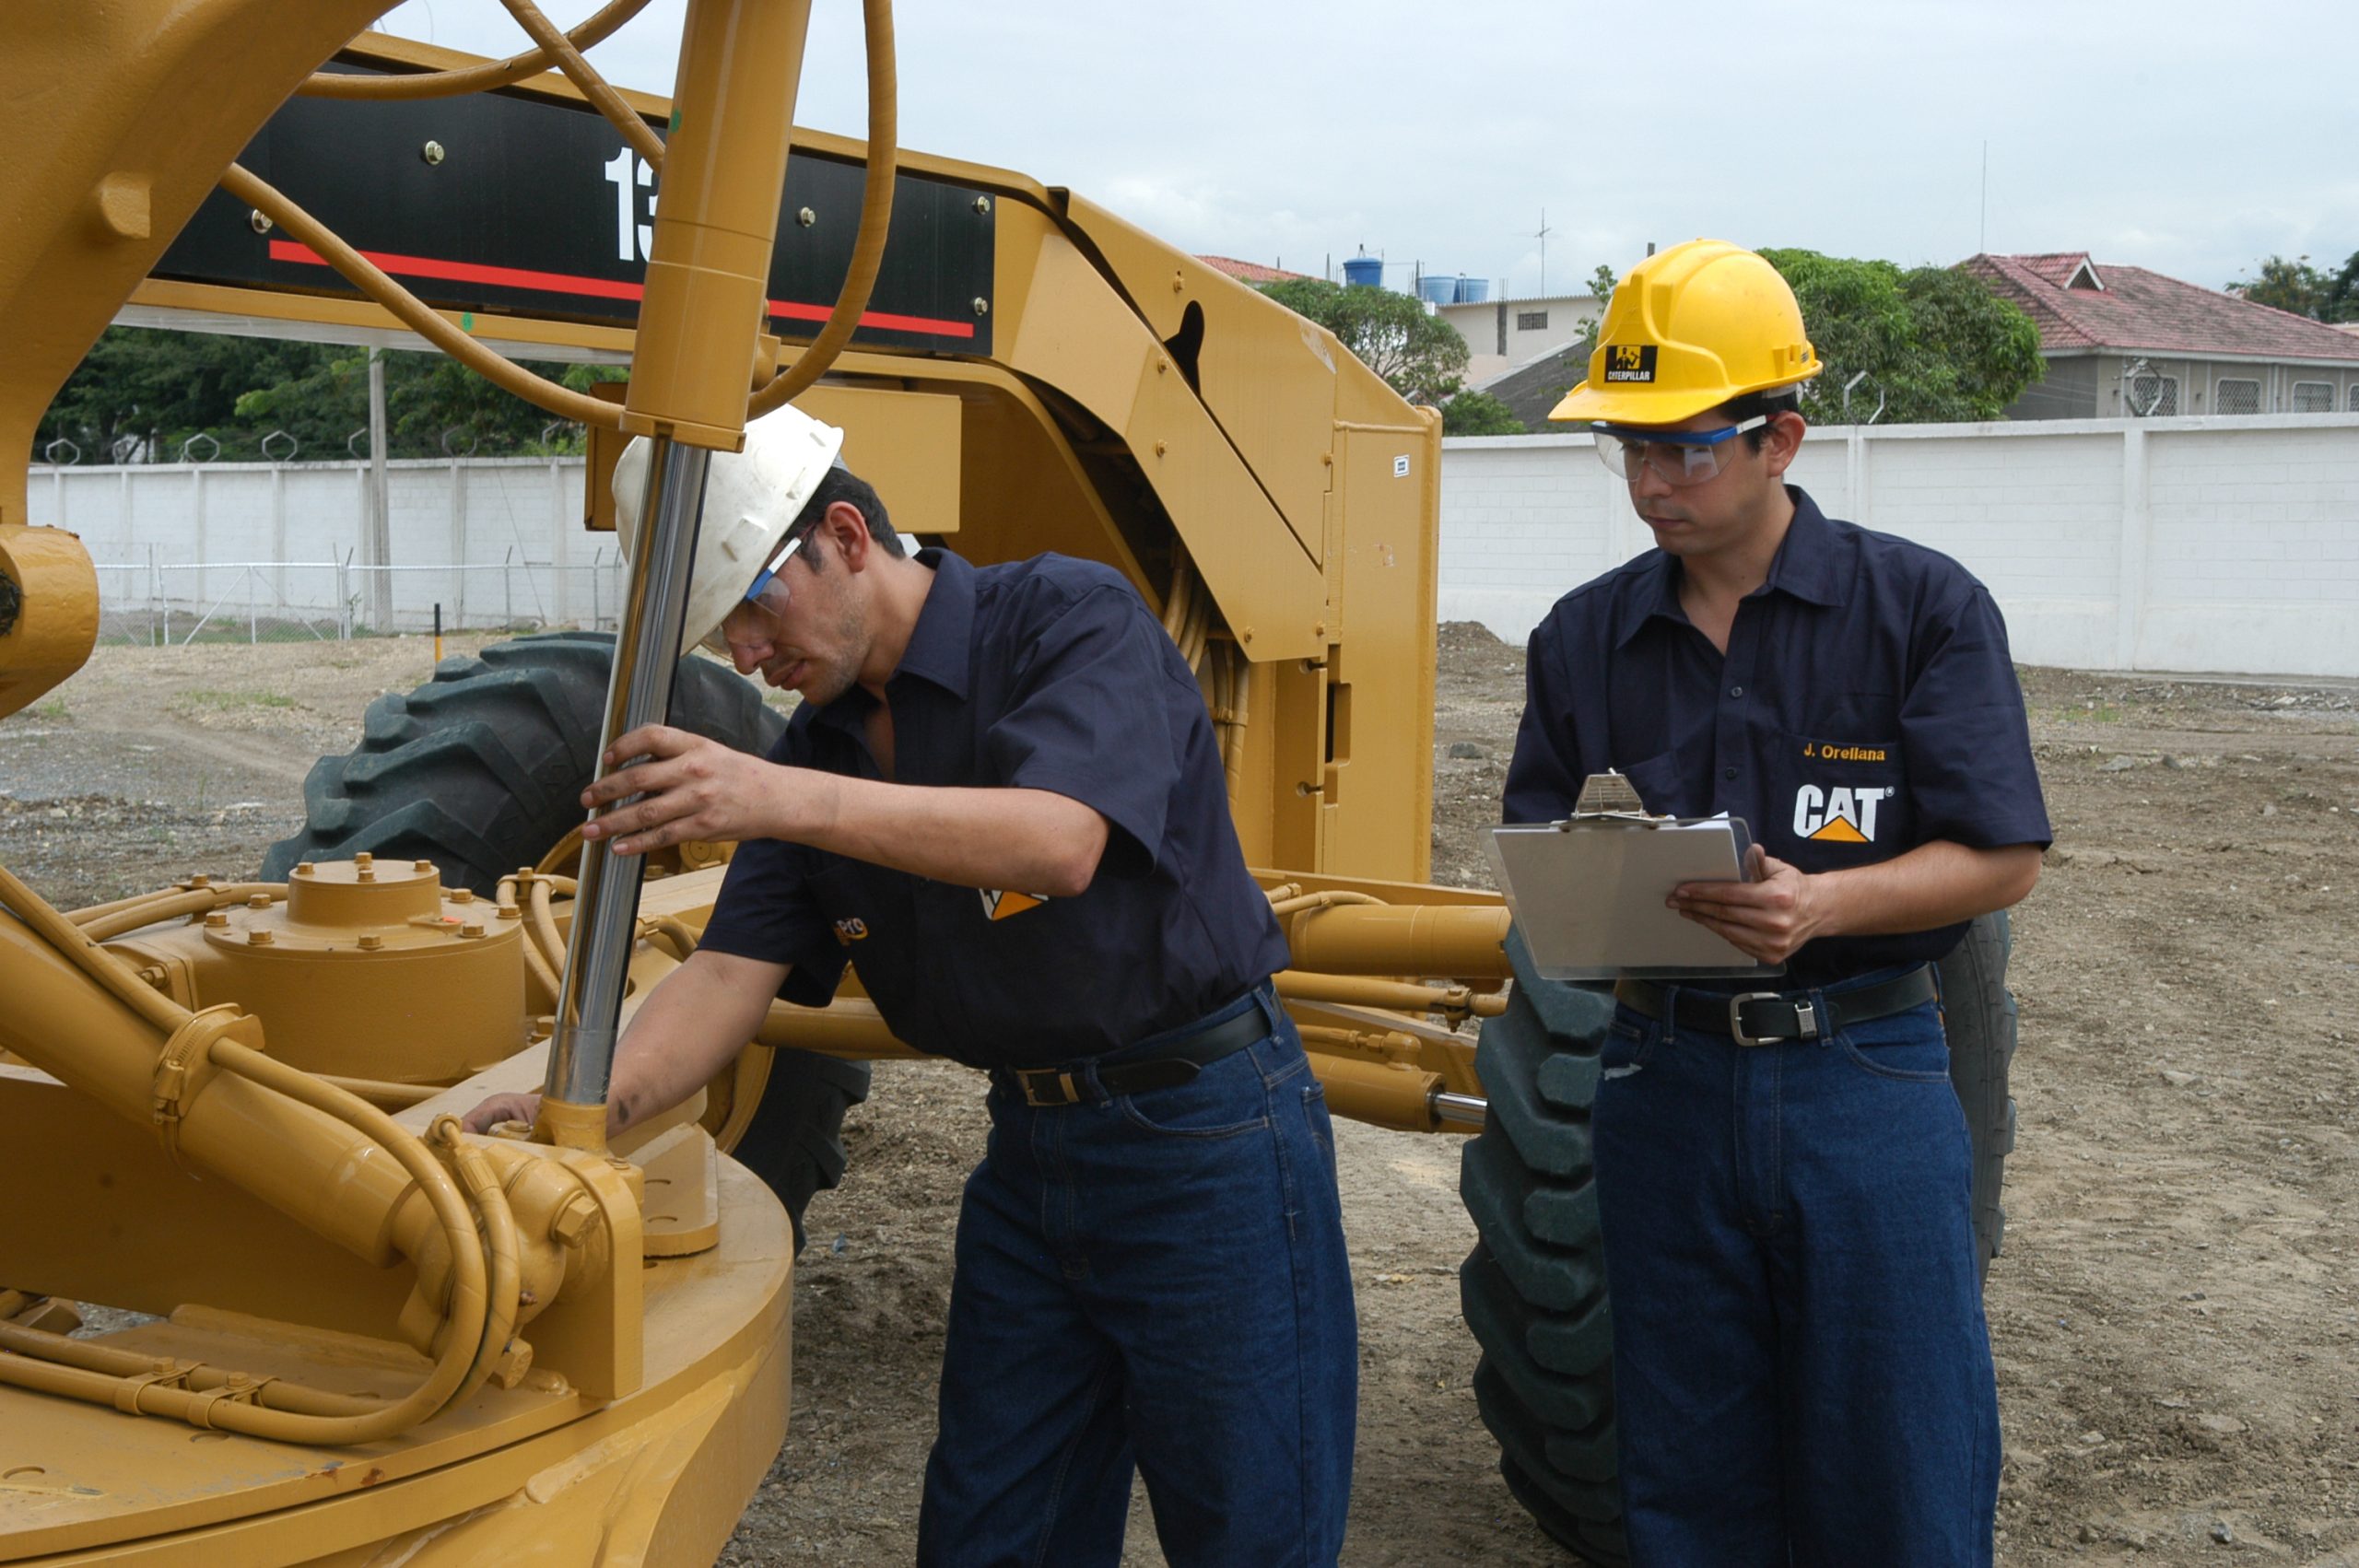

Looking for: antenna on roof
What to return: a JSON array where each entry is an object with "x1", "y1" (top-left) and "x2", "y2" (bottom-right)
[
  {"x1": 1979, "y1": 140, "x2": 1989, "y2": 253},
  {"x1": 1532, "y1": 208, "x2": 1555, "y2": 298}
]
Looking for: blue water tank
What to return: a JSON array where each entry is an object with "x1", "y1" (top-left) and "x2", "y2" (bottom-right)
[
  {"x1": 1455, "y1": 277, "x2": 1491, "y2": 304},
  {"x1": 1417, "y1": 274, "x2": 1459, "y2": 307},
  {"x1": 1342, "y1": 256, "x2": 1384, "y2": 288}
]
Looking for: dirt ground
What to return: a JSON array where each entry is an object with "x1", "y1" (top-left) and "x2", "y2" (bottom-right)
[{"x1": 6, "y1": 626, "x2": 2357, "y2": 1566}]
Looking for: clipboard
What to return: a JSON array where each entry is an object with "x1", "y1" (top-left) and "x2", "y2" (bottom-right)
[{"x1": 1484, "y1": 771, "x2": 1784, "y2": 983}]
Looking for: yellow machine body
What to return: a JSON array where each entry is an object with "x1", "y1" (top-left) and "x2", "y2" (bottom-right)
[{"x1": 0, "y1": 7, "x2": 1505, "y2": 1562}]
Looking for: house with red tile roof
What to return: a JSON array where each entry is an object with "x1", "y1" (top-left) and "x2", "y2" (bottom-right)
[
  {"x1": 1963, "y1": 252, "x2": 2359, "y2": 418},
  {"x1": 1195, "y1": 256, "x2": 1310, "y2": 285}
]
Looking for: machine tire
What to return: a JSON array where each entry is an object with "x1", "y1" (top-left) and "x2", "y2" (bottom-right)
[
  {"x1": 1461, "y1": 914, "x2": 2020, "y2": 1562},
  {"x1": 261, "y1": 632, "x2": 870, "y2": 1247},
  {"x1": 1458, "y1": 927, "x2": 1626, "y2": 1565},
  {"x1": 1938, "y1": 909, "x2": 2019, "y2": 1283}
]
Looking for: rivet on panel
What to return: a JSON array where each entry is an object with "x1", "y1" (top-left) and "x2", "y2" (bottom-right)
[
  {"x1": 358, "y1": 870, "x2": 376, "y2": 883},
  {"x1": 421, "y1": 140, "x2": 446, "y2": 166},
  {"x1": 414, "y1": 860, "x2": 434, "y2": 873},
  {"x1": 972, "y1": 195, "x2": 992, "y2": 215},
  {"x1": 452, "y1": 888, "x2": 475, "y2": 905},
  {"x1": 247, "y1": 209, "x2": 274, "y2": 236},
  {"x1": 204, "y1": 912, "x2": 229, "y2": 929},
  {"x1": 189, "y1": 873, "x2": 212, "y2": 888},
  {"x1": 972, "y1": 297, "x2": 991, "y2": 316},
  {"x1": 1154, "y1": 440, "x2": 1168, "y2": 456},
  {"x1": 248, "y1": 894, "x2": 272, "y2": 908},
  {"x1": 796, "y1": 206, "x2": 816, "y2": 227},
  {"x1": 354, "y1": 854, "x2": 374, "y2": 869},
  {"x1": 248, "y1": 930, "x2": 275, "y2": 946},
  {"x1": 498, "y1": 903, "x2": 522, "y2": 921},
  {"x1": 295, "y1": 862, "x2": 315, "y2": 876},
  {"x1": 1240, "y1": 627, "x2": 1254, "y2": 643},
  {"x1": 358, "y1": 934, "x2": 382, "y2": 951},
  {"x1": 461, "y1": 922, "x2": 486, "y2": 940}
]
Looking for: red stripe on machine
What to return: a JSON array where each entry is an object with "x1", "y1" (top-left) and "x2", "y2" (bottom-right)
[{"x1": 266, "y1": 240, "x2": 974, "y2": 338}]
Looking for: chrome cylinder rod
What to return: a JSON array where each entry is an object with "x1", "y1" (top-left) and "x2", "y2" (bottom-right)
[
  {"x1": 1432, "y1": 1091, "x2": 1488, "y2": 1132},
  {"x1": 543, "y1": 436, "x2": 712, "y2": 1121}
]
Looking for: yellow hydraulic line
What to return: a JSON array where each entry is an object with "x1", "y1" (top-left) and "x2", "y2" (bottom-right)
[
  {"x1": 0, "y1": 1322, "x2": 381, "y2": 1419},
  {"x1": 75, "y1": 883, "x2": 285, "y2": 942},
  {"x1": 317, "y1": 1073, "x2": 443, "y2": 1109},
  {"x1": 218, "y1": 164, "x2": 625, "y2": 432},
  {"x1": 745, "y1": 0, "x2": 898, "y2": 418},
  {"x1": 499, "y1": 0, "x2": 666, "y2": 170},
  {"x1": 754, "y1": 995, "x2": 926, "y2": 1061},
  {"x1": 431, "y1": 1116, "x2": 524, "y2": 1406},
  {"x1": 65, "y1": 881, "x2": 269, "y2": 927},
  {"x1": 299, "y1": 0, "x2": 657, "y2": 99},
  {"x1": 0, "y1": 859, "x2": 184, "y2": 1035},
  {"x1": 1268, "y1": 889, "x2": 1384, "y2": 919},
  {"x1": 1280, "y1": 900, "x2": 1515, "y2": 979},
  {"x1": 1273, "y1": 969, "x2": 1505, "y2": 1019}
]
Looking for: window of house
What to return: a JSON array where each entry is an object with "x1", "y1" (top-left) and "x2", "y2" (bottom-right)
[
  {"x1": 2292, "y1": 380, "x2": 2335, "y2": 413},
  {"x1": 2214, "y1": 379, "x2": 2262, "y2": 416},
  {"x1": 2130, "y1": 372, "x2": 2179, "y2": 416},
  {"x1": 1516, "y1": 310, "x2": 1549, "y2": 332},
  {"x1": 2350, "y1": 383, "x2": 2359, "y2": 413}
]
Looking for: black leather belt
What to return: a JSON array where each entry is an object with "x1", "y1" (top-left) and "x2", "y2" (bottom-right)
[
  {"x1": 1008, "y1": 994, "x2": 1270, "y2": 1107},
  {"x1": 1614, "y1": 965, "x2": 1938, "y2": 1047}
]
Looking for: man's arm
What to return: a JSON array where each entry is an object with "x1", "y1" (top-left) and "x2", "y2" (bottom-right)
[
  {"x1": 461, "y1": 946, "x2": 791, "y2": 1135},
  {"x1": 1667, "y1": 840, "x2": 2041, "y2": 966},
  {"x1": 574, "y1": 725, "x2": 1109, "y2": 897}
]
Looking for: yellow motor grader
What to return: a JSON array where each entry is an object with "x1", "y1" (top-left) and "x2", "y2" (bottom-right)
[{"x1": 0, "y1": 6, "x2": 2020, "y2": 1563}]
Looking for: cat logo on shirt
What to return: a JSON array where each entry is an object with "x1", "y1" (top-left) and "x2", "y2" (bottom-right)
[
  {"x1": 978, "y1": 889, "x2": 1050, "y2": 921},
  {"x1": 1792, "y1": 785, "x2": 1895, "y2": 843}
]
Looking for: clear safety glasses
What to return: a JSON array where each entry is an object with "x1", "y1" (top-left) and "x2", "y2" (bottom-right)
[
  {"x1": 1591, "y1": 415, "x2": 1768, "y2": 487},
  {"x1": 698, "y1": 528, "x2": 807, "y2": 657}
]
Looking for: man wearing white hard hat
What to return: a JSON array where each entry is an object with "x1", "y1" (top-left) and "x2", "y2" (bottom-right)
[{"x1": 466, "y1": 403, "x2": 1355, "y2": 1566}]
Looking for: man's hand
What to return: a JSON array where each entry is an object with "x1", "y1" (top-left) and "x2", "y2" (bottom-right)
[
  {"x1": 462, "y1": 1089, "x2": 542, "y2": 1136},
  {"x1": 1667, "y1": 845, "x2": 1825, "y2": 965},
  {"x1": 580, "y1": 725, "x2": 823, "y2": 856}
]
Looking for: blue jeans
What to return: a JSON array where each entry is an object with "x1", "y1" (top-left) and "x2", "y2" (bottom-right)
[
  {"x1": 916, "y1": 988, "x2": 1357, "y2": 1567},
  {"x1": 1592, "y1": 974, "x2": 2000, "y2": 1567}
]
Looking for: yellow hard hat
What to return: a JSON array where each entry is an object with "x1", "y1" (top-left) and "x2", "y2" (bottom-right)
[{"x1": 1547, "y1": 239, "x2": 1820, "y2": 427}]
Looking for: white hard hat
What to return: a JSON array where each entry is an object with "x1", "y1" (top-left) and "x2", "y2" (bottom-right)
[{"x1": 614, "y1": 403, "x2": 847, "y2": 657}]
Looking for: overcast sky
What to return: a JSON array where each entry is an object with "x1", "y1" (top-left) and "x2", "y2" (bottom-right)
[{"x1": 378, "y1": 0, "x2": 2358, "y2": 299}]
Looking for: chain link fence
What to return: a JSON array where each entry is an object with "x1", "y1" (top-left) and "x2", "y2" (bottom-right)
[{"x1": 90, "y1": 550, "x2": 627, "y2": 646}]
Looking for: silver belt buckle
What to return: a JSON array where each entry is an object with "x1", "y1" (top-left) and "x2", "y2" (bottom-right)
[{"x1": 1728, "y1": 991, "x2": 1785, "y2": 1047}]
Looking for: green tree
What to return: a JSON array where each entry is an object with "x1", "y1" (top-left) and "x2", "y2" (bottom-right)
[
  {"x1": 1755, "y1": 250, "x2": 2045, "y2": 423},
  {"x1": 37, "y1": 326, "x2": 623, "y2": 463},
  {"x1": 2227, "y1": 252, "x2": 2359, "y2": 322},
  {"x1": 1256, "y1": 277, "x2": 1470, "y2": 405},
  {"x1": 1441, "y1": 390, "x2": 1525, "y2": 436}
]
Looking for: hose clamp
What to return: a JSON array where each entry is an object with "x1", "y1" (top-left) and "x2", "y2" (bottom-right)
[{"x1": 151, "y1": 1006, "x2": 264, "y2": 1175}]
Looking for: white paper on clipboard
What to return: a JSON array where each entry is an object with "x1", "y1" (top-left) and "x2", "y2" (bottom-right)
[{"x1": 1484, "y1": 813, "x2": 1784, "y2": 982}]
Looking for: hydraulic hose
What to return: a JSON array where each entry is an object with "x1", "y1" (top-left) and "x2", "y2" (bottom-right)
[
  {"x1": 218, "y1": 164, "x2": 626, "y2": 433},
  {"x1": 299, "y1": 0, "x2": 655, "y2": 99},
  {"x1": 746, "y1": 0, "x2": 898, "y2": 416}
]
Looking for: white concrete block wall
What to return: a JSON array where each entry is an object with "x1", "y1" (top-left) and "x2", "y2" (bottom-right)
[
  {"x1": 31, "y1": 457, "x2": 597, "y2": 635},
  {"x1": 29, "y1": 421, "x2": 2359, "y2": 675},
  {"x1": 1444, "y1": 414, "x2": 2359, "y2": 679}
]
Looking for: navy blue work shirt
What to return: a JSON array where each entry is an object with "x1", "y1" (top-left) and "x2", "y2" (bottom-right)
[
  {"x1": 697, "y1": 547, "x2": 1288, "y2": 1070},
  {"x1": 1504, "y1": 486, "x2": 2050, "y2": 984}
]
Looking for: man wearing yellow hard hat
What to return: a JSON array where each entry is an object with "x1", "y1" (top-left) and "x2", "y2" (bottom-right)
[{"x1": 1504, "y1": 240, "x2": 2051, "y2": 1564}]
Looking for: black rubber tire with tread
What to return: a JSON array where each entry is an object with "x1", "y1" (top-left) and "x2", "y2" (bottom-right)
[
  {"x1": 1937, "y1": 909, "x2": 2018, "y2": 1283},
  {"x1": 262, "y1": 633, "x2": 870, "y2": 1248},
  {"x1": 1461, "y1": 915, "x2": 2020, "y2": 1562}
]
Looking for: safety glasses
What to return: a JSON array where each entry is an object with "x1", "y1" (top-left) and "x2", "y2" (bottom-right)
[
  {"x1": 698, "y1": 528, "x2": 809, "y2": 657},
  {"x1": 1591, "y1": 415, "x2": 1768, "y2": 486}
]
